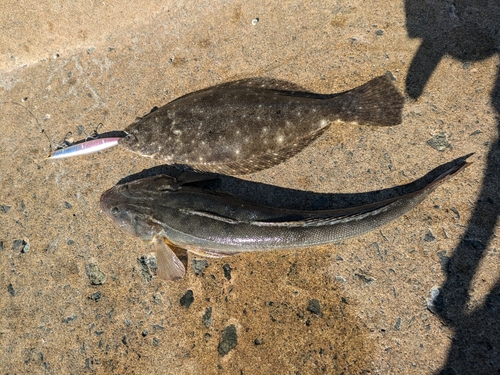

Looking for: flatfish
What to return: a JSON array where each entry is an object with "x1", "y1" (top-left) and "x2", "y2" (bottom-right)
[{"x1": 118, "y1": 74, "x2": 404, "y2": 174}]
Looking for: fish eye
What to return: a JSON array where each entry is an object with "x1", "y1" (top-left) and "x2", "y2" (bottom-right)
[
  {"x1": 124, "y1": 133, "x2": 138, "y2": 142},
  {"x1": 110, "y1": 207, "x2": 120, "y2": 216}
]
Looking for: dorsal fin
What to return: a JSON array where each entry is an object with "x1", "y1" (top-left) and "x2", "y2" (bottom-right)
[{"x1": 194, "y1": 77, "x2": 311, "y2": 93}]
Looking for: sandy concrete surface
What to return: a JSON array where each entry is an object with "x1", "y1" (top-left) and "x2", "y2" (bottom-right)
[{"x1": 1, "y1": 1, "x2": 499, "y2": 374}]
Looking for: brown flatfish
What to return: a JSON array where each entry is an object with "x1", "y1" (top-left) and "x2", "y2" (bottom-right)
[{"x1": 119, "y1": 74, "x2": 404, "y2": 174}]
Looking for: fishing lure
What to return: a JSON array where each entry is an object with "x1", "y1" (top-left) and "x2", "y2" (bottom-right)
[{"x1": 48, "y1": 138, "x2": 122, "y2": 159}]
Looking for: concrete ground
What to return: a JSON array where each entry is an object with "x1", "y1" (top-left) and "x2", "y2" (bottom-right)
[{"x1": 1, "y1": 1, "x2": 499, "y2": 374}]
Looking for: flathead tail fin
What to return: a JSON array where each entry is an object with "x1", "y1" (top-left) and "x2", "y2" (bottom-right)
[{"x1": 423, "y1": 156, "x2": 472, "y2": 193}]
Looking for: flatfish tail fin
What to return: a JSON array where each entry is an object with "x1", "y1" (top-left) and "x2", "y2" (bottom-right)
[{"x1": 332, "y1": 74, "x2": 405, "y2": 126}]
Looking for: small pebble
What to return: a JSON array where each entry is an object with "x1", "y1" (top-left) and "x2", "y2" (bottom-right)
[
  {"x1": 427, "y1": 286, "x2": 445, "y2": 315},
  {"x1": 192, "y1": 259, "x2": 208, "y2": 275},
  {"x1": 180, "y1": 290, "x2": 194, "y2": 308},
  {"x1": 354, "y1": 271, "x2": 376, "y2": 285},
  {"x1": 450, "y1": 207, "x2": 460, "y2": 219},
  {"x1": 307, "y1": 299, "x2": 322, "y2": 316},
  {"x1": 437, "y1": 251, "x2": 450, "y2": 272},
  {"x1": 152, "y1": 324, "x2": 164, "y2": 331},
  {"x1": 89, "y1": 291, "x2": 102, "y2": 302},
  {"x1": 222, "y1": 264, "x2": 232, "y2": 280},
  {"x1": 86, "y1": 263, "x2": 107, "y2": 285},
  {"x1": 63, "y1": 315, "x2": 77, "y2": 324},
  {"x1": 427, "y1": 133, "x2": 451, "y2": 152},
  {"x1": 218, "y1": 325, "x2": 238, "y2": 356},
  {"x1": 153, "y1": 293, "x2": 162, "y2": 304},
  {"x1": 203, "y1": 307, "x2": 213, "y2": 328},
  {"x1": 394, "y1": 317, "x2": 401, "y2": 330},
  {"x1": 424, "y1": 230, "x2": 436, "y2": 242},
  {"x1": 137, "y1": 255, "x2": 154, "y2": 282},
  {"x1": 464, "y1": 238, "x2": 486, "y2": 250},
  {"x1": 13, "y1": 239, "x2": 24, "y2": 250},
  {"x1": 385, "y1": 71, "x2": 396, "y2": 81}
]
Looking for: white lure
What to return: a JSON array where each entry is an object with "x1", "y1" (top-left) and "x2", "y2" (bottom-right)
[{"x1": 48, "y1": 137, "x2": 121, "y2": 159}]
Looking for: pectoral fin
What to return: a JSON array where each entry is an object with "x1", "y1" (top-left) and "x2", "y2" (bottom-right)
[{"x1": 153, "y1": 237, "x2": 186, "y2": 281}]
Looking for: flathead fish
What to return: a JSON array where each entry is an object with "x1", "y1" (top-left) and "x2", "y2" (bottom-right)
[
  {"x1": 51, "y1": 75, "x2": 404, "y2": 174},
  {"x1": 100, "y1": 158, "x2": 469, "y2": 281}
]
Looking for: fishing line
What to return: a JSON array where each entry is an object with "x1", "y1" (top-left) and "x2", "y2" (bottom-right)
[{"x1": 2, "y1": 101, "x2": 54, "y2": 157}]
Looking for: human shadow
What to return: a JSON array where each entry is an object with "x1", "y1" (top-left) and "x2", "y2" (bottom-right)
[{"x1": 405, "y1": 1, "x2": 500, "y2": 373}]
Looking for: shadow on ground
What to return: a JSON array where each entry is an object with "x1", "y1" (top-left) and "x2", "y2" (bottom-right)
[
  {"x1": 405, "y1": 1, "x2": 500, "y2": 372},
  {"x1": 115, "y1": 155, "x2": 471, "y2": 213}
]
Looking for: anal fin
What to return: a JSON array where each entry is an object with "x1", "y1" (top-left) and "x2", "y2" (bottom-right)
[{"x1": 191, "y1": 126, "x2": 329, "y2": 175}]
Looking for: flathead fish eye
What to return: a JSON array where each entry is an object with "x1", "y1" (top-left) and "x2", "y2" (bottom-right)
[{"x1": 111, "y1": 207, "x2": 120, "y2": 216}]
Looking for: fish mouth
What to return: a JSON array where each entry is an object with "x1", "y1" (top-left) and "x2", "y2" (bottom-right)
[
  {"x1": 100, "y1": 184, "x2": 161, "y2": 240},
  {"x1": 100, "y1": 186, "x2": 124, "y2": 217},
  {"x1": 99, "y1": 186, "x2": 139, "y2": 236},
  {"x1": 99, "y1": 180, "x2": 149, "y2": 217},
  {"x1": 100, "y1": 185, "x2": 135, "y2": 214},
  {"x1": 118, "y1": 131, "x2": 139, "y2": 146}
]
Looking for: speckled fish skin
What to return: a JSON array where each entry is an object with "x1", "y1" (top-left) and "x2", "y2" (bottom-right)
[
  {"x1": 119, "y1": 75, "x2": 404, "y2": 174},
  {"x1": 100, "y1": 161, "x2": 468, "y2": 259}
]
